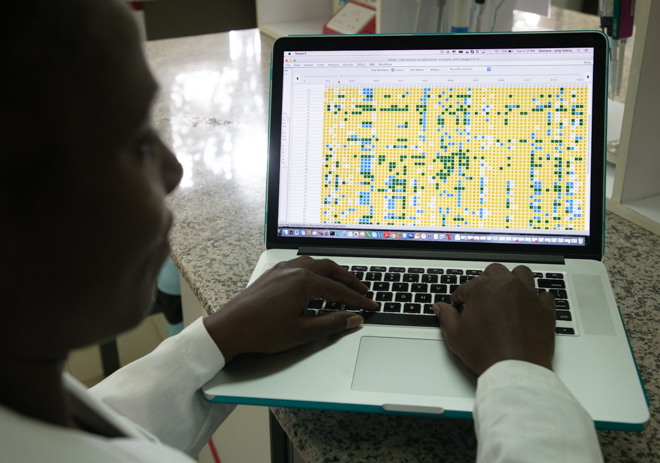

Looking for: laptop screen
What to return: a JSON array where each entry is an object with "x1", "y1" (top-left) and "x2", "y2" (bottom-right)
[{"x1": 269, "y1": 33, "x2": 606, "y2": 258}]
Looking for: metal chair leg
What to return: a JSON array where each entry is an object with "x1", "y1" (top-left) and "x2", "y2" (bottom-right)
[
  {"x1": 269, "y1": 410, "x2": 293, "y2": 463},
  {"x1": 99, "y1": 339, "x2": 120, "y2": 377}
]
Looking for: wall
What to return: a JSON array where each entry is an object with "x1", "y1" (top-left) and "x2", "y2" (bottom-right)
[{"x1": 144, "y1": 0, "x2": 257, "y2": 40}]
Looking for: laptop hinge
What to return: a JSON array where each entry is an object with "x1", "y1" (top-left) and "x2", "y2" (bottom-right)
[{"x1": 298, "y1": 247, "x2": 565, "y2": 265}]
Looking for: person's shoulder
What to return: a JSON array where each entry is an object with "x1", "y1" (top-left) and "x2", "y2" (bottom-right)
[
  {"x1": 0, "y1": 402, "x2": 190, "y2": 462},
  {"x1": 0, "y1": 403, "x2": 94, "y2": 461}
]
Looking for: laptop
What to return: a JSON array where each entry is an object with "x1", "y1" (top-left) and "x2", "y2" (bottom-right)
[{"x1": 203, "y1": 31, "x2": 649, "y2": 430}]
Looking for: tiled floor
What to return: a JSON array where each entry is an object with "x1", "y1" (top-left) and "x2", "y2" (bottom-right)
[{"x1": 66, "y1": 313, "x2": 273, "y2": 462}]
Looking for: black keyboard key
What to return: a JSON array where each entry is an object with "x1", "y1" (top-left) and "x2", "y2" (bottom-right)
[
  {"x1": 450, "y1": 285, "x2": 460, "y2": 293},
  {"x1": 384, "y1": 273, "x2": 401, "y2": 281},
  {"x1": 340, "y1": 265, "x2": 349, "y2": 270},
  {"x1": 376, "y1": 292, "x2": 393, "y2": 301},
  {"x1": 362, "y1": 312, "x2": 438, "y2": 327},
  {"x1": 366, "y1": 291, "x2": 374, "y2": 300},
  {"x1": 373, "y1": 281, "x2": 390, "y2": 291},
  {"x1": 352, "y1": 265, "x2": 367, "y2": 271},
  {"x1": 415, "y1": 293, "x2": 432, "y2": 303},
  {"x1": 533, "y1": 272, "x2": 543, "y2": 278},
  {"x1": 536, "y1": 288, "x2": 546, "y2": 294},
  {"x1": 459, "y1": 275, "x2": 477, "y2": 284},
  {"x1": 555, "y1": 327, "x2": 575, "y2": 335},
  {"x1": 392, "y1": 282, "x2": 409, "y2": 292},
  {"x1": 389, "y1": 267, "x2": 405, "y2": 273},
  {"x1": 430, "y1": 284, "x2": 448, "y2": 293},
  {"x1": 555, "y1": 299, "x2": 570, "y2": 310},
  {"x1": 305, "y1": 309, "x2": 317, "y2": 316},
  {"x1": 308, "y1": 299, "x2": 323, "y2": 309},
  {"x1": 352, "y1": 271, "x2": 364, "y2": 280},
  {"x1": 411, "y1": 283, "x2": 428, "y2": 292},
  {"x1": 435, "y1": 294, "x2": 451, "y2": 304},
  {"x1": 326, "y1": 301, "x2": 343, "y2": 310},
  {"x1": 441, "y1": 275, "x2": 457, "y2": 284},
  {"x1": 538, "y1": 279, "x2": 566, "y2": 289},
  {"x1": 395, "y1": 292, "x2": 413, "y2": 302},
  {"x1": 383, "y1": 302, "x2": 401, "y2": 313},
  {"x1": 403, "y1": 273, "x2": 420, "y2": 283},
  {"x1": 365, "y1": 272, "x2": 383, "y2": 281},
  {"x1": 384, "y1": 273, "x2": 401, "y2": 282},
  {"x1": 546, "y1": 272, "x2": 564, "y2": 279},
  {"x1": 370, "y1": 266, "x2": 387, "y2": 272},
  {"x1": 362, "y1": 281, "x2": 372, "y2": 290},
  {"x1": 423, "y1": 304, "x2": 435, "y2": 314},
  {"x1": 403, "y1": 303, "x2": 422, "y2": 313},
  {"x1": 556, "y1": 310, "x2": 572, "y2": 321},
  {"x1": 447, "y1": 269, "x2": 464, "y2": 275},
  {"x1": 549, "y1": 289, "x2": 568, "y2": 299},
  {"x1": 408, "y1": 267, "x2": 424, "y2": 273},
  {"x1": 466, "y1": 270, "x2": 483, "y2": 276},
  {"x1": 421, "y1": 274, "x2": 438, "y2": 283},
  {"x1": 427, "y1": 268, "x2": 444, "y2": 274}
]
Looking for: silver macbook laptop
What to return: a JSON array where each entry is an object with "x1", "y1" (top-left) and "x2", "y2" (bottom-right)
[{"x1": 203, "y1": 31, "x2": 649, "y2": 430}]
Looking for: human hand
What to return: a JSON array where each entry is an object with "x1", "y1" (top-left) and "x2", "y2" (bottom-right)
[
  {"x1": 203, "y1": 256, "x2": 378, "y2": 362},
  {"x1": 432, "y1": 263, "x2": 556, "y2": 376}
]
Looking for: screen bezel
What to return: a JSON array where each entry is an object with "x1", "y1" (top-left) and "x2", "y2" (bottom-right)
[{"x1": 266, "y1": 31, "x2": 608, "y2": 260}]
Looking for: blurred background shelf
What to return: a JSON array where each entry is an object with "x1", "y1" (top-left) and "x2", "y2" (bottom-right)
[
  {"x1": 605, "y1": 0, "x2": 660, "y2": 236},
  {"x1": 256, "y1": 0, "x2": 555, "y2": 38}
]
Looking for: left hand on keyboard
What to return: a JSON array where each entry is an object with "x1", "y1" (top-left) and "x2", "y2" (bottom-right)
[{"x1": 203, "y1": 256, "x2": 378, "y2": 362}]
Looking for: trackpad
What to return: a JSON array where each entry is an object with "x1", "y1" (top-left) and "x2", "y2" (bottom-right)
[{"x1": 352, "y1": 337, "x2": 477, "y2": 397}]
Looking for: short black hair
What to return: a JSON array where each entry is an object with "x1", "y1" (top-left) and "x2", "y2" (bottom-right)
[
  {"x1": 1, "y1": 0, "x2": 95, "y2": 108},
  {"x1": 0, "y1": 0, "x2": 132, "y2": 207},
  {"x1": 0, "y1": 1, "x2": 85, "y2": 206}
]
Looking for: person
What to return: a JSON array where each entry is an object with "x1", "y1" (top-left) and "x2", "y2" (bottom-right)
[{"x1": 0, "y1": 0, "x2": 602, "y2": 461}]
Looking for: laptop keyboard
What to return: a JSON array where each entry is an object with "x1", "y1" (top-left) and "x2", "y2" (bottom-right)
[{"x1": 306, "y1": 265, "x2": 576, "y2": 335}]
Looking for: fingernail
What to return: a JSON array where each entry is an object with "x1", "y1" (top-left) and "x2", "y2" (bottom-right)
[{"x1": 346, "y1": 315, "x2": 363, "y2": 330}]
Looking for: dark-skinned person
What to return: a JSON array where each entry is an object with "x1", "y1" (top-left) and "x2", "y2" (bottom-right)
[{"x1": 0, "y1": 0, "x2": 602, "y2": 461}]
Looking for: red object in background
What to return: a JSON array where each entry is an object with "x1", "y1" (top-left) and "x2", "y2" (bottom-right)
[
  {"x1": 323, "y1": 1, "x2": 376, "y2": 35},
  {"x1": 128, "y1": 1, "x2": 144, "y2": 11},
  {"x1": 208, "y1": 438, "x2": 222, "y2": 463},
  {"x1": 614, "y1": 0, "x2": 634, "y2": 39}
]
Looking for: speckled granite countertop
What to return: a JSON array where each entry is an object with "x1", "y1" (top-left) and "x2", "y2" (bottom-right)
[{"x1": 144, "y1": 14, "x2": 657, "y2": 462}]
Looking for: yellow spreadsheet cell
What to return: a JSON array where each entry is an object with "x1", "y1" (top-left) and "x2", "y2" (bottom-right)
[{"x1": 321, "y1": 86, "x2": 588, "y2": 231}]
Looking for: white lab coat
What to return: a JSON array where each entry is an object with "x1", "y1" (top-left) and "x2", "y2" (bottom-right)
[{"x1": 0, "y1": 318, "x2": 602, "y2": 462}]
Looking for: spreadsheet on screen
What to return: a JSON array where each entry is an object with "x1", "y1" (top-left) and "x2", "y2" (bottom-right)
[{"x1": 277, "y1": 47, "x2": 594, "y2": 238}]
